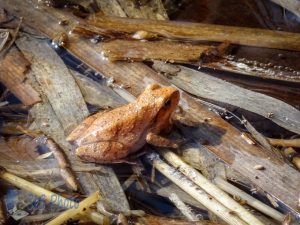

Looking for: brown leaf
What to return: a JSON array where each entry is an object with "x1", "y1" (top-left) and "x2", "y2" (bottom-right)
[{"x1": 0, "y1": 136, "x2": 39, "y2": 160}]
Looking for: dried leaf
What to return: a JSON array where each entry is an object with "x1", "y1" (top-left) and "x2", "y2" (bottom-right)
[{"x1": 0, "y1": 136, "x2": 38, "y2": 160}]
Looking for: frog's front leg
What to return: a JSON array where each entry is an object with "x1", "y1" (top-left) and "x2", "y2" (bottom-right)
[
  {"x1": 146, "y1": 132, "x2": 179, "y2": 149},
  {"x1": 75, "y1": 141, "x2": 126, "y2": 163}
]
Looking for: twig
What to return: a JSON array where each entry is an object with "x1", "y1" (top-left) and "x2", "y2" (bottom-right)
[
  {"x1": 16, "y1": 126, "x2": 78, "y2": 191},
  {"x1": 214, "y1": 177, "x2": 284, "y2": 222},
  {"x1": 45, "y1": 192, "x2": 105, "y2": 225},
  {"x1": 122, "y1": 174, "x2": 138, "y2": 190},
  {"x1": 43, "y1": 138, "x2": 78, "y2": 191},
  {"x1": 169, "y1": 193, "x2": 199, "y2": 221},
  {"x1": 76, "y1": 15, "x2": 300, "y2": 51},
  {"x1": 268, "y1": 138, "x2": 300, "y2": 148},
  {"x1": 0, "y1": 168, "x2": 77, "y2": 205},
  {"x1": 283, "y1": 147, "x2": 300, "y2": 170},
  {"x1": 160, "y1": 150, "x2": 265, "y2": 225},
  {"x1": 0, "y1": 167, "x2": 107, "y2": 224},
  {"x1": 146, "y1": 153, "x2": 250, "y2": 225},
  {"x1": 132, "y1": 161, "x2": 151, "y2": 192}
]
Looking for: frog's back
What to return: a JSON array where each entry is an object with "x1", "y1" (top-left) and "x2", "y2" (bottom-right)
[{"x1": 74, "y1": 103, "x2": 155, "y2": 148}]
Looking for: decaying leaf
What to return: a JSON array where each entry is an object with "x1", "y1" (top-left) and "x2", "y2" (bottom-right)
[{"x1": 0, "y1": 136, "x2": 38, "y2": 160}]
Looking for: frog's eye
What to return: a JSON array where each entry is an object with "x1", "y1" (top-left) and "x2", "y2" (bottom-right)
[
  {"x1": 147, "y1": 84, "x2": 160, "y2": 91},
  {"x1": 164, "y1": 99, "x2": 171, "y2": 107}
]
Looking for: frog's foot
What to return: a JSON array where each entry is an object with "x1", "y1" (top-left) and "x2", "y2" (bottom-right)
[
  {"x1": 75, "y1": 141, "x2": 127, "y2": 163},
  {"x1": 146, "y1": 132, "x2": 179, "y2": 149}
]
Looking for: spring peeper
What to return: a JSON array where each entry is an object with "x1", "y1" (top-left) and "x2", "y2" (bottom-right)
[{"x1": 67, "y1": 84, "x2": 180, "y2": 163}]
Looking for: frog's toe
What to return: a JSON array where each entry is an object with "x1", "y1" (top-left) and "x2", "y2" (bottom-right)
[{"x1": 75, "y1": 141, "x2": 126, "y2": 163}]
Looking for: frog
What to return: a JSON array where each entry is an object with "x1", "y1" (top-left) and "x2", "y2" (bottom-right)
[{"x1": 66, "y1": 83, "x2": 180, "y2": 163}]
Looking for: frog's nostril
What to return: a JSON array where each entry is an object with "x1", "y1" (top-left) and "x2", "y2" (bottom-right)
[{"x1": 164, "y1": 99, "x2": 171, "y2": 107}]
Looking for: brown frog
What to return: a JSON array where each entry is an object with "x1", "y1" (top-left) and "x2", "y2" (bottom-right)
[{"x1": 67, "y1": 84, "x2": 180, "y2": 163}]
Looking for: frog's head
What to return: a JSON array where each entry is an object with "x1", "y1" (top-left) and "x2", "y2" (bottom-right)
[{"x1": 138, "y1": 84, "x2": 180, "y2": 132}]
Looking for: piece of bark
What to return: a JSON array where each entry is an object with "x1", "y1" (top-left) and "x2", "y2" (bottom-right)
[
  {"x1": 269, "y1": 0, "x2": 300, "y2": 18},
  {"x1": 180, "y1": 142, "x2": 224, "y2": 180},
  {"x1": 152, "y1": 62, "x2": 300, "y2": 135},
  {"x1": 0, "y1": 47, "x2": 41, "y2": 106},
  {"x1": 71, "y1": 70, "x2": 127, "y2": 108},
  {"x1": 75, "y1": 16, "x2": 300, "y2": 51},
  {"x1": 1, "y1": 46, "x2": 29, "y2": 78},
  {"x1": 15, "y1": 36, "x2": 89, "y2": 135},
  {"x1": 2, "y1": 0, "x2": 300, "y2": 214},
  {"x1": 242, "y1": 117, "x2": 274, "y2": 151},
  {"x1": 14, "y1": 35, "x2": 130, "y2": 213},
  {"x1": 201, "y1": 68, "x2": 300, "y2": 108},
  {"x1": 102, "y1": 40, "x2": 209, "y2": 64},
  {"x1": 29, "y1": 85, "x2": 131, "y2": 214},
  {"x1": 179, "y1": 141, "x2": 252, "y2": 193}
]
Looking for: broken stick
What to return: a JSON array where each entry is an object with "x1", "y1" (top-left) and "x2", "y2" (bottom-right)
[
  {"x1": 160, "y1": 150, "x2": 265, "y2": 225},
  {"x1": 146, "y1": 153, "x2": 251, "y2": 225},
  {"x1": 0, "y1": 168, "x2": 107, "y2": 225},
  {"x1": 268, "y1": 138, "x2": 300, "y2": 148},
  {"x1": 74, "y1": 15, "x2": 300, "y2": 51}
]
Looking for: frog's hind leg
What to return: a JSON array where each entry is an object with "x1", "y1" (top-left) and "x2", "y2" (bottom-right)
[{"x1": 75, "y1": 141, "x2": 127, "y2": 163}]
